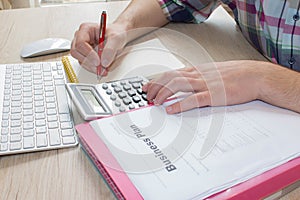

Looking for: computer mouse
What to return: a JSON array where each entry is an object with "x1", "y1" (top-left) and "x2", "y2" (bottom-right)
[{"x1": 20, "y1": 38, "x2": 71, "y2": 58}]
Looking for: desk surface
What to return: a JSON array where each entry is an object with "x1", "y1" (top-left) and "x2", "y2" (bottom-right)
[{"x1": 0, "y1": 1, "x2": 299, "y2": 200}]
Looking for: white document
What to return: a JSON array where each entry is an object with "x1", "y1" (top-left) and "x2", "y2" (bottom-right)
[
  {"x1": 70, "y1": 38, "x2": 185, "y2": 84},
  {"x1": 90, "y1": 100, "x2": 300, "y2": 199}
]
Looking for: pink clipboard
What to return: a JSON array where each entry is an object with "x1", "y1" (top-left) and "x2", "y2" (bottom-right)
[
  {"x1": 76, "y1": 123, "x2": 143, "y2": 200},
  {"x1": 76, "y1": 122, "x2": 300, "y2": 200}
]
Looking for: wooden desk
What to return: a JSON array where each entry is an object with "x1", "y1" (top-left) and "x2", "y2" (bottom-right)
[{"x1": 0, "y1": 2, "x2": 299, "y2": 199}]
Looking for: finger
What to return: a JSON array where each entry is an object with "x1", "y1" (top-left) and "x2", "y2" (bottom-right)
[
  {"x1": 145, "y1": 70, "x2": 191, "y2": 101},
  {"x1": 166, "y1": 92, "x2": 211, "y2": 114},
  {"x1": 72, "y1": 24, "x2": 100, "y2": 65},
  {"x1": 142, "y1": 67, "x2": 195, "y2": 93},
  {"x1": 154, "y1": 77, "x2": 206, "y2": 105}
]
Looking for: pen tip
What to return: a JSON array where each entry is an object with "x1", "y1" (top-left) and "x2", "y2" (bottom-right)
[{"x1": 97, "y1": 76, "x2": 101, "y2": 84}]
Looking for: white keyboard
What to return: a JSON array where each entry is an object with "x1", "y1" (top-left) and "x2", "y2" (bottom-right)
[{"x1": 0, "y1": 61, "x2": 78, "y2": 155}]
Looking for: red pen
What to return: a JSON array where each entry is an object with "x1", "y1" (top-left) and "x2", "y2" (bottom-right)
[{"x1": 97, "y1": 11, "x2": 107, "y2": 82}]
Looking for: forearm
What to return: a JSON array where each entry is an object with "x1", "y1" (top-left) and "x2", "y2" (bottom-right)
[
  {"x1": 258, "y1": 63, "x2": 300, "y2": 113},
  {"x1": 113, "y1": 0, "x2": 169, "y2": 42}
]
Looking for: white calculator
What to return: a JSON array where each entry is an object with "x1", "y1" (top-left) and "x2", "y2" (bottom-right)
[{"x1": 66, "y1": 76, "x2": 149, "y2": 120}]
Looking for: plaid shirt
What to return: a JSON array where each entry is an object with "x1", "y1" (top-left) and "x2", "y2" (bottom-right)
[{"x1": 158, "y1": 0, "x2": 300, "y2": 72}]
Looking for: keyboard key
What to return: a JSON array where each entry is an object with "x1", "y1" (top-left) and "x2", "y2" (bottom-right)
[
  {"x1": 36, "y1": 127, "x2": 47, "y2": 134},
  {"x1": 1, "y1": 128, "x2": 9, "y2": 135},
  {"x1": 24, "y1": 116, "x2": 34, "y2": 122},
  {"x1": 61, "y1": 129, "x2": 75, "y2": 137},
  {"x1": 23, "y1": 137, "x2": 35, "y2": 149},
  {"x1": 36, "y1": 134, "x2": 48, "y2": 147},
  {"x1": 49, "y1": 129, "x2": 61, "y2": 146},
  {"x1": 10, "y1": 142, "x2": 22, "y2": 150},
  {"x1": 36, "y1": 120, "x2": 46, "y2": 127},
  {"x1": 48, "y1": 115, "x2": 58, "y2": 122},
  {"x1": 0, "y1": 143, "x2": 8, "y2": 151},
  {"x1": 1, "y1": 135, "x2": 8, "y2": 143},
  {"x1": 61, "y1": 122, "x2": 73, "y2": 129},
  {"x1": 11, "y1": 127, "x2": 21, "y2": 135},
  {"x1": 23, "y1": 129, "x2": 34, "y2": 137},
  {"x1": 23, "y1": 122, "x2": 34, "y2": 130},
  {"x1": 62, "y1": 136, "x2": 76, "y2": 145},
  {"x1": 10, "y1": 134, "x2": 22, "y2": 142},
  {"x1": 59, "y1": 114, "x2": 70, "y2": 122},
  {"x1": 11, "y1": 114, "x2": 21, "y2": 120},
  {"x1": 48, "y1": 122, "x2": 59, "y2": 129},
  {"x1": 55, "y1": 86, "x2": 70, "y2": 114},
  {"x1": 11, "y1": 121, "x2": 21, "y2": 127}
]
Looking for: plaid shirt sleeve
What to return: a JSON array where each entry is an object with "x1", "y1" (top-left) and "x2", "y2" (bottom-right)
[{"x1": 158, "y1": 0, "x2": 221, "y2": 23}]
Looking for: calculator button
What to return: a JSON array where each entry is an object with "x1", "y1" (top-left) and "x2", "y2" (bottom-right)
[
  {"x1": 123, "y1": 84, "x2": 131, "y2": 91},
  {"x1": 136, "y1": 77, "x2": 143, "y2": 82},
  {"x1": 120, "y1": 80, "x2": 126, "y2": 85},
  {"x1": 138, "y1": 102, "x2": 145, "y2": 107},
  {"x1": 129, "y1": 77, "x2": 143, "y2": 83},
  {"x1": 119, "y1": 107, "x2": 126, "y2": 112},
  {"x1": 132, "y1": 83, "x2": 140, "y2": 89},
  {"x1": 106, "y1": 89, "x2": 112, "y2": 95},
  {"x1": 142, "y1": 94, "x2": 148, "y2": 101},
  {"x1": 129, "y1": 104, "x2": 135, "y2": 110},
  {"x1": 102, "y1": 83, "x2": 108, "y2": 90},
  {"x1": 114, "y1": 86, "x2": 122, "y2": 93},
  {"x1": 127, "y1": 90, "x2": 136, "y2": 97},
  {"x1": 110, "y1": 95, "x2": 117, "y2": 101},
  {"x1": 123, "y1": 98, "x2": 132, "y2": 105},
  {"x1": 111, "y1": 82, "x2": 117, "y2": 87},
  {"x1": 141, "y1": 81, "x2": 147, "y2": 86},
  {"x1": 115, "y1": 101, "x2": 121, "y2": 107},
  {"x1": 132, "y1": 96, "x2": 141, "y2": 103},
  {"x1": 118, "y1": 92, "x2": 127, "y2": 99},
  {"x1": 137, "y1": 88, "x2": 143, "y2": 95}
]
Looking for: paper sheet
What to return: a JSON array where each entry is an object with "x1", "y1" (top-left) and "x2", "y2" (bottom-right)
[
  {"x1": 89, "y1": 100, "x2": 300, "y2": 199},
  {"x1": 70, "y1": 38, "x2": 185, "y2": 84}
]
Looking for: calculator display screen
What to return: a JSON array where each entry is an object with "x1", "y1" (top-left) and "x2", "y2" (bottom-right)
[{"x1": 81, "y1": 89, "x2": 105, "y2": 113}]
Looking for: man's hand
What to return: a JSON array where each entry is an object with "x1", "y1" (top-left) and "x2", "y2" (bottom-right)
[
  {"x1": 143, "y1": 60, "x2": 300, "y2": 114},
  {"x1": 70, "y1": 0, "x2": 168, "y2": 75},
  {"x1": 70, "y1": 23, "x2": 127, "y2": 74}
]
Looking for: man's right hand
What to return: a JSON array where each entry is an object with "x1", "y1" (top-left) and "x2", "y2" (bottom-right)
[{"x1": 70, "y1": 22, "x2": 127, "y2": 74}]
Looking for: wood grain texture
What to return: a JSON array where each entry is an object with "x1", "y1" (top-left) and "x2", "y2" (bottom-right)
[{"x1": 0, "y1": 2, "x2": 298, "y2": 199}]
